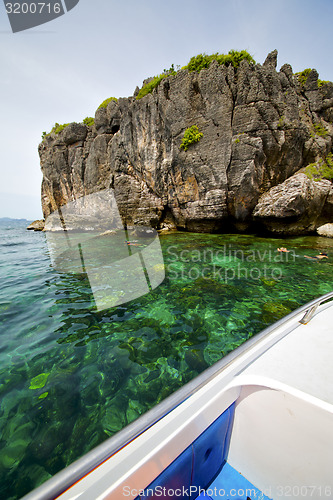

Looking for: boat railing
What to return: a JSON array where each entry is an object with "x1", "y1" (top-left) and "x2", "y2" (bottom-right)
[
  {"x1": 299, "y1": 292, "x2": 333, "y2": 325},
  {"x1": 22, "y1": 291, "x2": 333, "y2": 500}
]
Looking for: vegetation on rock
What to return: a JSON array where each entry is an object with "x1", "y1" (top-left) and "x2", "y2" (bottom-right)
[
  {"x1": 42, "y1": 117, "x2": 93, "y2": 140},
  {"x1": 135, "y1": 51, "x2": 255, "y2": 100},
  {"x1": 183, "y1": 50, "x2": 255, "y2": 72},
  {"x1": 296, "y1": 68, "x2": 330, "y2": 88},
  {"x1": 295, "y1": 68, "x2": 312, "y2": 86},
  {"x1": 83, "y1": 117, "x2": 95, "y2": 127},
  {"x1": 51, "y1": 123, "x2": 70, "y2": 134},
  {"x1": 39, "y1": 48, "x2": 333, "y2": 235},
  {"x1": 277, "y1": 116, "x2": 285, "y2": 129},
  {"x1": 180, "y1": 125, "x2": 203, "y2": 151},
  {"x1": 97, "y1": 97, "x2": 118, "y2": 110},
  {"x1": 305, "y1": 153, "x2": 333, "y2": 181},
  {"x1": 136, "y1": 65, "x2": 177, "y2": 100},
  {"x1": 318, "y1": 79, "x2": 330, "y2": 88},
  {"x1": 312, "y1": 122, "x2": 328, "y2": 137},
  {"x1": 42, "y1": 122, "x2": 70, "y2": 139}
]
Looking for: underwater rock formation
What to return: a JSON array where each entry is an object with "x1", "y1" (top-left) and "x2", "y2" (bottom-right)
[{"x1": 39, "y1": 50, "x2": 333, "y2": 235}]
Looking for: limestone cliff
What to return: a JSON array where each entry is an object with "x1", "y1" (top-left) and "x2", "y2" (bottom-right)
[{"x1": 39, "y1": 50, "x2": 333, "y2": 235}]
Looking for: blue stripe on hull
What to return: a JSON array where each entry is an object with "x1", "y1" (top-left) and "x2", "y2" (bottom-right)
[{"x1": 140, "y1": 403, "x2": 235, "y2": 499}]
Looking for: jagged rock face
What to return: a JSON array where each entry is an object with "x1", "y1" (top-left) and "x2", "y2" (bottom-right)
[
  {"x1": 253, "y1": 173, "x2": 331, "y2": 234},
  {"x1": 39, "y1": 51, "x2": 333, "y2": 235}
]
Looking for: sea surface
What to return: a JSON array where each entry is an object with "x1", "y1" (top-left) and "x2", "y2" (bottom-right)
[{"x1": 1, "y1": 219, "x2": 333, "y2": 499}]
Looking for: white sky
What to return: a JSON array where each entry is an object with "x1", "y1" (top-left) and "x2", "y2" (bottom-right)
[{"x1": 1, "y1": 0, "x2": 333, "y2": 220}]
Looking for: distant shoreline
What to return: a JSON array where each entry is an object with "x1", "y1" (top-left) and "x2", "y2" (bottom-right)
[{"x1": 0, "y1": 217, "x2": 30, "y2": 221}]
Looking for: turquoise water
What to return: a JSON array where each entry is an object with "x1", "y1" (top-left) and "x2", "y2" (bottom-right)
[{"x1": 1, "y1": 220, "x2": 333, "y2": 499}]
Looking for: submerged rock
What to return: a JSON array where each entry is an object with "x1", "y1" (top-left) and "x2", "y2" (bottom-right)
[
  {"x1": 185, "y1": 348, "x2": 208, "y2": 372},
  {"x1": 261, "y1": 302, "x2": 292, "y2": 324}
]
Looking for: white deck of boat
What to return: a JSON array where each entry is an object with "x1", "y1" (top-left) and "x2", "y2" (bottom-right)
[{"x1": 238, "y1": 301, "x2": 333, "y2": 405}]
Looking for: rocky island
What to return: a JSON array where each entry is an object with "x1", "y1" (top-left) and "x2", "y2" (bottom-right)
[{"x1": 38, "y1": 50, "x2": 333, "y2": 236}]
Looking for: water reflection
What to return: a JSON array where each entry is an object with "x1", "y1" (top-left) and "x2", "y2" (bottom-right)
[{"x1": 45, "y1": 189, "x2": 165, "y2": 310}]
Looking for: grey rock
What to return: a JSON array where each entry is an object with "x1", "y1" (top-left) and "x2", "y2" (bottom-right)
[
  {"x1": 95, "y1": 106, "x2": 108, "y2": 132},
  {"x1": 39, "y1": 50, "x2": 333, "y2": 235},
  {"x1": 62, "y1": 123, "x2": 88, "y2": 145},
  {"x1": 253, "y1": 173, "x2": 331, "y2": 234},
  {"x1": 304, "y1": 69, "x2": 319, "y2": 92},
  {"x1": 280, "y1": 64, "x2": 293, "y2": 82},
  {"x1": 263, "y1": 49, "x2": 278, "y2": 69},
  {"x1": 317, "y1": 223, "x2": 333, "y2": 237},
  {"x1": 322, "y1": 184, "x2": 333, "y2": 220}
]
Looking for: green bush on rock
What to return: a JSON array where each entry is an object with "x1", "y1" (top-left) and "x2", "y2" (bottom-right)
[
  {"x1": 42, "y1": 117, "x2": 94, "y2": 140},
  {"x1": 83, "y1": 117, "x2": 95, "y2": 127},
  {"x1": 180, "y1": 125, "x2": 203, "y2": 151},
  {"x1": 305, "y1": 153, "x2": 333, "y2": 181},
  {"x1": 183, "y1": 50, "x2": 255, "y2": 73},
  {"x1": 41, "y1": 122, "x2": 70, "y2": 139},
  {"x1": 296, "y1": 68, "x2": 330, "y2": 88},
  {"x1": 318, "y1": 79, "x2": 330, "y2": 88},
  {"x1": 136, "y1": 65, "x2": 177, "y2": 100},
  {"x1": 135, "y1": 52, "x2": 255, "y2": 100},
  {"x1": 136, "y1": 74, "x2": 167, "y2": 99},
  {"x1": 51, "y1": 123, "x2": 70, "y2": 134},
  {"x1": 295, "y1": 68, "x2": 312, "y2": 86},
  {"x1": 313, "y1": 123, "x2": 328, "y2": 137},
  {"x1": 97, "y1": 97, "x2": 118, "y2": 110}
]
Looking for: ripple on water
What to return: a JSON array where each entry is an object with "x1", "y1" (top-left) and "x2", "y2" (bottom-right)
[{"x1": 0, "y1": 223, "x2": 333, "y2": 498}]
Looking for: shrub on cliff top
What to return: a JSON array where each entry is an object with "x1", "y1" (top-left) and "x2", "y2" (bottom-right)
[
  {"x1": 136, "y1": 65, "x2": 177, "y2": 100},
  {"x1": 136, "y1": 74, "x2": 167, "y2": 100},
  {"x1": 296, "y1": 68, "x2": 330, "y2": 88},
  {"x1": 97, "y1": 97, "x2": 118, "y2": 110},
  {"x1": 318, "y1": 79, "x2": 330, "y2": 88},
  {"x1": 51, "y1": 123, "x2": 70, "y2": 134},
  {"x1": 42, "y1": 122, "x2": 70, "y2": 139},
  {"x1": 135, "y1": 52, "x2": 254, "y2": 100},
  {"x1": 180, "y1": 125, "x2": 203, "y2": 151},
  {"x1": 183, "y1": 50, "x2": 255, "y2": 73},
  {"x1": 83, "y1": 117, "x2": 95, "y2": 127},
  {"x1": 295, "y1": 68, "x2": 312, "y2": 86}
]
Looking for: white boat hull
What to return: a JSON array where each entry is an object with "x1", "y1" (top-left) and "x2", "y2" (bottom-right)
[{"x1": 23, "y1": 292, "x2": 333, "y2": 500}]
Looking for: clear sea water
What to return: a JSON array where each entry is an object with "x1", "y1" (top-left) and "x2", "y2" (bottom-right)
[{"x1": 1, "y1": 219, "x2": 333, "y2": 499}]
